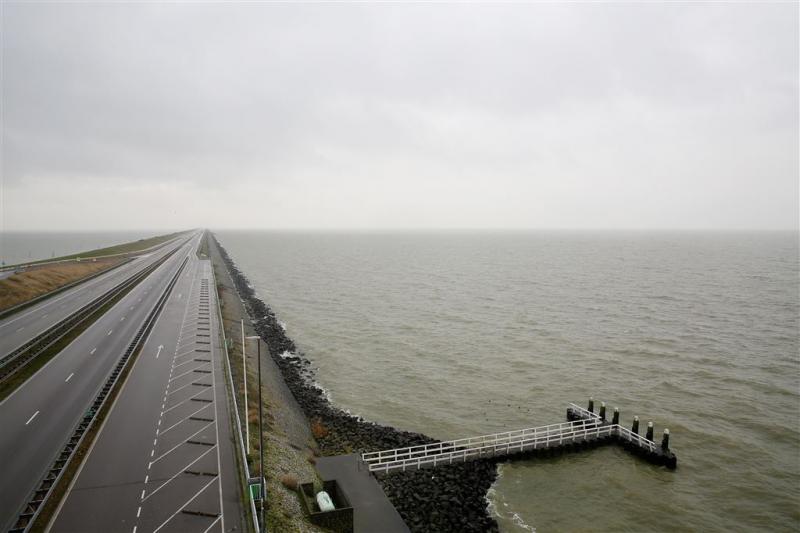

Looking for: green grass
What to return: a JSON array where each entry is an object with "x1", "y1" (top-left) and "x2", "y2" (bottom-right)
[{"x1": 4, "y1": 230, "x2": 190, "y2": 268}]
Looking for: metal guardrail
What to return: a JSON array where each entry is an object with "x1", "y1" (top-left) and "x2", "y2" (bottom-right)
[
  {"x1": 0, "y1": 234, "x2": 187, "y2": 273},
  {"x1": 8, "y1": 254, "x2": 189, "y2": 533},
  {"x1": 0, "y1": 258, "x2": 135, "y2": 321},
  {"x1": 0, "y1": 248, "x2": 179, "y2": 384},
  {"x1": 211, "y1": 255, "x2": 260, "y2": 533}
]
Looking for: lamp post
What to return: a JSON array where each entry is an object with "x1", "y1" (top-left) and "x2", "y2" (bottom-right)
[
  {"x1": 245, "y1": 335, "x2": 265, "y2": 531},
  {"x1": 241, "y1": 320, "x2": 249, "y2": 454}
]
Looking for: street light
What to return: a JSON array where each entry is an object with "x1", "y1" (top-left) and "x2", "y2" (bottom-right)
[
  {"x1": 241, "y1": 320, "x2": 249, "y2": 454},
  {"x1": 245, "y1": 335, "x2": 265, "y2": 531}
]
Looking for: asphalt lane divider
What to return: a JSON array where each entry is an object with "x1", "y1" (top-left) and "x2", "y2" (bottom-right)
[
  {"x1": 9, "y1": 255, "x2": 189, "y2": 533},
  {"x1": 0, "y1": 248, "x2": 179, "y2": 385}
]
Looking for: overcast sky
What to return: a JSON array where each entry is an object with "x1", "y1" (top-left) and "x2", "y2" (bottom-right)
[{"x1": 1, "y1": 2, "x2": 798, "y2": 231}]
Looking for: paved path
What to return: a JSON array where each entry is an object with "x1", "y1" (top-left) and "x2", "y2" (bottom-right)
[
  {"x1": 50, "y1": 254, "x2": 244, "y2": 532},
  {"x1": 316, "y1": 454, "x2": 409, "y2": 533},
  {"x1": 0, "y1": 235, "x2": 200, "y2": 532},
  {"x1": 0, "y1": 236, "x2": 192, "y2": 361}
]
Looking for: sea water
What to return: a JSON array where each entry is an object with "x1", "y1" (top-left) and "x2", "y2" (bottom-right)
[{"x1": 217, "y1": 230, "x2": 798, "y2": 532}]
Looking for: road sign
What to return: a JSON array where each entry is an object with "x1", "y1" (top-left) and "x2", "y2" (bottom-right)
[{"x1": 248, "y1": 477, "x2": 263, "y2": 501}]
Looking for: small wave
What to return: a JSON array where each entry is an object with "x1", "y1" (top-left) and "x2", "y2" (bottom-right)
[{"x1": 486, "y1": 466, "x2": 537, "y2": 532}]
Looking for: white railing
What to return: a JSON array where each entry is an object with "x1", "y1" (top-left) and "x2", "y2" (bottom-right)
[
  {"x1": 567, "y1": 403, "x2": 601, "y2": 420},
  {"x1": 363, "y1": 418, "x2": 613, "y2": 474},
  {"x1": 616, "y1": 425, "x2": 657, "y2": 452},
  {"x1": 362, "y1": 403, "x2": 662, "y2": 473}
]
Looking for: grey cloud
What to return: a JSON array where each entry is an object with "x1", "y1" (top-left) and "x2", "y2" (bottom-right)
[{"x1": 1, "y1": 2, "x2": 797, "y2": 230}]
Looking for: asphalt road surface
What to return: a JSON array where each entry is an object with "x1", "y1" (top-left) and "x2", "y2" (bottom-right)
[
  {"x1": 51, "y1": 253, "x2": 243, "y2": 532},
  {"x1": 0, "y1": 233, "x2": 203, "y2": 532},
  {"x1": 0, "y1": 234, "x2": 195, "y2": 361}
]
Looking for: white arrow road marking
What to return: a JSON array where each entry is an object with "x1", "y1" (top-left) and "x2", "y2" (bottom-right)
[
  {"x1": 156, "y1": 345, "x2": 164, "y2": 358},
  {"x1": 26, "y1": 411, "x2": 39, "y2": 425}
]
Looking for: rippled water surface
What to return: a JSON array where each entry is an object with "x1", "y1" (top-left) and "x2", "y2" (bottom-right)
[{"x1": 217, "y1": 230, "x2": 799, "y2": 532}]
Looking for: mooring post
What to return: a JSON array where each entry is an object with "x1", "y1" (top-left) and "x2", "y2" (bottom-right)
[
  {"x1": 599, "y1": 402, "x2": 606, "y2": 420},
  {"x1": 632, "y1": 416, "x2": 639, "y2": 434},
  {"x1": 588, "y1": 397, "x2": 594, "y2": 413},
  {"x1": 661, "y1": 429, "x2": 670, "y2": 450},
  {"x1": 645, "y1": 421, "x2": 654, "y2": 441},
  {"x1": 612, "y1": 407, "x2": 619, "y2": 425}
]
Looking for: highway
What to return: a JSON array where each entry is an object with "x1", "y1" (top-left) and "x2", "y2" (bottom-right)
[
  {"x1": 0, "y1": 233, "x2": 204, "y2": 532},
  {"x1": 50, "y1": 252, "x2": 243, "y2": 532},
  {"x1": 0, "y1": 233, "x2": 193, "y2": 362}
]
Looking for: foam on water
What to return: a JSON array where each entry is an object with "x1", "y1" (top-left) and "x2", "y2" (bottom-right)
[{"x1": 218, "y1": 230, "x2": 800, "y2": 532}]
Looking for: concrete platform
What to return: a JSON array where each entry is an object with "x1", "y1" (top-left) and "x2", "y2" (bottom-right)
[{"x1": 316, "y1": 454, "x2": 409, "y2": 533}]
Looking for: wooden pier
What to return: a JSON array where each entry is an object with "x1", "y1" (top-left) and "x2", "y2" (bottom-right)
[{"x1": 361, "y1": 399, "x2": 677, "y2": 473}]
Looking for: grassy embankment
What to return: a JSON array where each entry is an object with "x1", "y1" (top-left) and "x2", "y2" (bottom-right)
[
  {"x1": 206, "y1": 232, "x2": 325, "y2": 533},
  {"x1": 0, "y1": 231, "x2": 187, "y2": 312},
  {"x1": 0, "y1": 259, "x2": 120, "y2": 312},
  {"x1": 4, "y1": 230, "x2": 187, "y2": 268}
]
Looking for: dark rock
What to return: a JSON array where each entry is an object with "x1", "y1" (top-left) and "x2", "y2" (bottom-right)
[{"x1": 211, "y1": 234, "x2": 500, "y2": 532}]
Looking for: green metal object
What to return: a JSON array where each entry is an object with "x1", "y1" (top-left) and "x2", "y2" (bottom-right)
[{"x1": 249, "y1": 480, "x2": 262, "y2": 501}]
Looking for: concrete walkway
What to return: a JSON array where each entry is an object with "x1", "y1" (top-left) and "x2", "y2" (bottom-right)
[{"x1": 316, "y1": 454, "x2": 409, "y2": 533}]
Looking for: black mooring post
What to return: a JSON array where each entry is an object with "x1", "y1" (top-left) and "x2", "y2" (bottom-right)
[
  {"x1": 661, "y1": 429, "x2": 670, "y2": 450},
  {"x1": 645, "y1": 421, "x2": 654, "y2": 441},
  {"x1": 588, "y1": 397, "x2": 594, "y2": 413},
  {"x1": 599, "y1": 402, "x2": 606, "y2": 421},
  {"x1": 612, "y1": 407, "x2": 619, "y2": 425},
  {"x1": 632, "y1": 416, "x2": 640, "y2": 434}
]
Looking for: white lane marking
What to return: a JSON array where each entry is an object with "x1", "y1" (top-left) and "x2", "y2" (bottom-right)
[
  {"x1": 16, "y1": 327, "x2": 24, "y2": 332},
  {"x1": 133, "y1": 527, "x2": 137, "y2": 533},
  {"x1": 151, "y1": 422, "x2": 214, "y2": 465},
  {"x1": 42, "y1": 314, "x2": 48, "y2": 318},
  {"x1": 107, "y1": 330, "x2": 113, "y2": 336},
  {"x1": 120, "y1": 316, "x2": 125, "y2": 321},
  {"x1": 142, "y1": 446, "x2": 217, "y2": 503},
  {"x1": 26, "y1": 411, "x2": 40, "y2": 425},
  {"x1": 151, "y1": 475, "x2": 219, "y2": 532},
  {"x1": 144, "y1": 475, "x2": 149, "y2": 483},
  {"x1": 137, "y1": 507, "x2": 141, "y2": 518},
  {"x1": 90, "y1": 348, "x2": 96, "y2": 355},
  {"x1": 155, "y1": 345, "x2": 163, "y2": 359},
  {"x1": 65, "y1": 373, "x2": 74, "y2": 382},
  {"x1": 202, "y1": 516, "x2": 222, "y2": 533},
  {"x1": 141, "y1": 489, "x2": 145, "y2": 500}
]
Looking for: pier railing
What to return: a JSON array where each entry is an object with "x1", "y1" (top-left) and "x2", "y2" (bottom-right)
[
  {"x1": 362, "y1": 400, "x2": 674, "y2": 473},
  {"x1": 363, "y1": 417, "x2": 611, "y2": 474}
]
